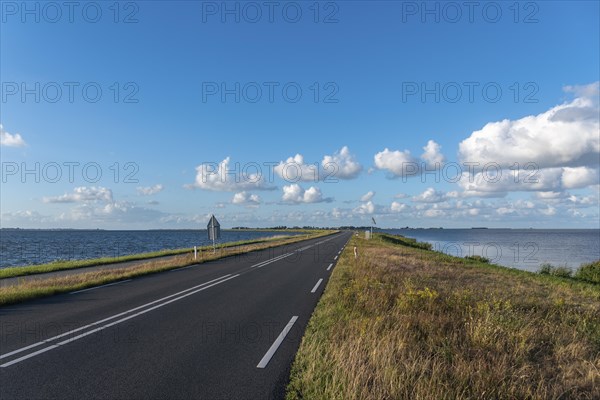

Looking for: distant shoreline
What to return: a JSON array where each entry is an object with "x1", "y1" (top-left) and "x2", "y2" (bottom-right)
[{"x1": 2, "y1": 227, "x2": 599, "y2": 231}]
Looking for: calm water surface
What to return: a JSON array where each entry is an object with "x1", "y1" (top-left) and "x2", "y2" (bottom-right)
[
  {"x1": 2, "y1": 229, "x2": 598, "y2": 272},
  {"x1": 0, "y1": 230, "x2": 301, "y2": 268},
  {"x1": 385, "y1": 229, "x2": 600, "y2": 272}
]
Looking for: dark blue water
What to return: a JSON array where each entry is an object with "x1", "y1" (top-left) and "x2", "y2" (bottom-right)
[
  {"x1": 0, "y1": 230, "x2": 301, "y2": 268},
  {"x1": 2, "y1": 229, "x2": 598, "y2": 272},
  {"x1": 384, "y1": 229, "x2": 600, "y2": 272}
]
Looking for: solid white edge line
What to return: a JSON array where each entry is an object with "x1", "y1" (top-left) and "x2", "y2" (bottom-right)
[
  {"x1": 0, "y1": 274, "x2": 232, "y2": 361},
  {"x1": 311, "y1": 278, "x2": 323, "y2": 293},
  {"x1": 174, "y1": 263, "x2": 198, "y2": 271},
  {"x1": 1, "y1": 274, "x2": 240, "y2": 368},
  {"x1": 69, "y1": 279, "x2": 132, "y2": 295},
  {"x1": 327, "y1": 263, "x2": 333, "y2": 271},
  {"x1": 256, "y1": 316, "x2": 298, "y2": 369}
]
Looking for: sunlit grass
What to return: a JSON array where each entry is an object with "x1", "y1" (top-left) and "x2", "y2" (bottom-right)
[{"x1": 287, "y1": 233, "x2": 600, "y2": 399}]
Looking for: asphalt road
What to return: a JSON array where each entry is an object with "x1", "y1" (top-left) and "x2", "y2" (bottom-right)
[{"x1": 0, "y1": 231, "x2": 352, "y2": 399}]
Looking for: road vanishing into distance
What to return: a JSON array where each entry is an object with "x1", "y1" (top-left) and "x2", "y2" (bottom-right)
[{"x1": 0, "y1": 231, "x2": 352, "y2": 399}]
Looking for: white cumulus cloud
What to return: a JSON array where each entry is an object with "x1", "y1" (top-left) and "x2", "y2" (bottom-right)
[
  {"x1": 373, "y1": 148, "x2": 418, "y2": 177},
  {"x1": 390, "y1": 201, "x2": 408, "y2": 213},
  {"x1": 281, "y1": 184, "x2": 330, "y2": 204},
  {"x1": 374, "y1": 140, "x2": 444, "y2": 177},
  {"x1": 412, "y1": 188, "x2": 448, "y2": 203},
  {"x1": 43, "y1": 187, "x2": 113, "y2": 203},
  {"x1": 354, "y1": 200, "x2": 376, "y2": 214},
  {"x1": 561, "y1": 167, "x2": 599, "y2": 189},
  {"x1": 564, "y1": 81, "x2": 600, "y2": 99},
  {"x1": 136, "y1": 184, "x2": 164, "y2": 196},
  {"x1": 232, "y1": 191, "x2": 261, "y2": 205},
  {"x1": 423, "y1": 209, "x2": 445, "y2": 218},
  {"x1": 188, "y1": 157, "x2": 275, "y2": 191},
  {"x1": 457, "y1": 166, "x2": 599, "y2": 195},
  {"x1": 274, "y1": 154, "x2": 319, "y2": 182},
  {"x1": 0, "y1": 124, "x2": 26, "y2": 147},
  {"x1": 458, "y1": 82, "x2": 599, "y2": 169},
  {"x1": 275, "y1": 147, "x2": 362, "y2": 182},
  {"x1": 421, "y1": 140, "x2": 445, "y2": 166},
  {"x1": 360, "y1": 191, "x2": 375, "y2": 202},
  {"x1": 322, "y1": 146, "x2": 362, "y2": 180}
]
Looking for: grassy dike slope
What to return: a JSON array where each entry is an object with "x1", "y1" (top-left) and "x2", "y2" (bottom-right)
[
  {"x1": 287, "y1": 234, "x2": 600, "y2": 399},
  {"x1": 0, "y1": 233, "x2": 309, "y2": 279},
  {"x1": 0, "y1": 231, "x2": 334, "y2": 306}
]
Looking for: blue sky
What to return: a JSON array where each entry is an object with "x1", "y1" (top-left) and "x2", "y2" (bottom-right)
[{"x1": 1, "y1": 1, "x2": 599, "y2": 229}]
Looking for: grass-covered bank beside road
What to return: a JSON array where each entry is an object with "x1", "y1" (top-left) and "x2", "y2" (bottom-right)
[
  {"x1": 287, "y1": 234, "x2": 600, "y2": 399},
  {"x1": 0, "y1": 232, "x2": 315, "y2": 279},
  {"x1": 0, "y1": 248, "x2": 191, "y2": 279},
  {"x1": 0, "y1": 231, "x2": 335, "y2": 306}
]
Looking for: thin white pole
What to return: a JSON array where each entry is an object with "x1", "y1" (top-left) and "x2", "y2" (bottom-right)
[{"x1": 212, "y1": 229, "x2": 216, "y2": 253}]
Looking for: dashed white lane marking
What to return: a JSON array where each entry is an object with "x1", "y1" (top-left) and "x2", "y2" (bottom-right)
[
  {"x1": 311, "y1": 278, "x2": 323, "y2": 293},
  {"x1": 257, "y1": 316, "x2": 298, "y2": 369},
  {"x1": 250, "y1": 253, "x2": 294, "y2": 269}
]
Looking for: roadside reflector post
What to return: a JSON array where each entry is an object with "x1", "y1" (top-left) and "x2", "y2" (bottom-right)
[{"x1": 194, "y1": 246, "x2": 197, "y2": 260}]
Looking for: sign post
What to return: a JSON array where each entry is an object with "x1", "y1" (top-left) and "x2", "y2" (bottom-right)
[
  {"x1": 371, "y1": 217, "x2": 376, "y2": 240},
  {"x1": 207, "y1": 215, "x2": 221, "y2": 253}
]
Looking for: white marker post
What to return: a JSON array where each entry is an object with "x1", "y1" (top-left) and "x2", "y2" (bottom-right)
[{"x1": 194, "y1": 246, "x2": 197, "y2": 260}]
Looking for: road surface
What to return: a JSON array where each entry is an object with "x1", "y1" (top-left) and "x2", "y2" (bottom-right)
[{"x1": 0, "y1": 231, "x2": 351, "y2": 399}]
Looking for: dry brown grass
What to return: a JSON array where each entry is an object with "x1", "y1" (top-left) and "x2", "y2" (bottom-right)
[
  {"x1": 287, "y1": 234, "x2": 600, "y2": 400},
  {"x1": 0, "y1": 231, "x2": 335, "y2": 306}
]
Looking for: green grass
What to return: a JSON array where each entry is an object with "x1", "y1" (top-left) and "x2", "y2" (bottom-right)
[
  {"x1": 539, "y1": 261, "x2": 600, "y2": 284},
  {"x1": 464, "y1": 255, "x2": 490, "y2": 263},
  {"x1": 0, "y1": 232, "x2": 322, "y2": 279},
  {"x1": 287, "y1": 233, "x2": 600, "y2": 399},
  {"x1": 575, "y1": 261, "x2": 600, "y2": 284},
  {"x1": 0, "y1": 248, "x2": 190, "y2": 279},
  {"x1": 538, "y1": 263, "x2": 574, "y2": 278},
  {"x1": 379, "y1": 233, "x2": 433, "y2": 250},
  {"x1": 0, "y1": 230, "x2": 336, "y2": 306}
]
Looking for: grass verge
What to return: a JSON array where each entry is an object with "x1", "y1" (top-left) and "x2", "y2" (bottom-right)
[
  {"x1": 287, "y1": 233, "x2": 600, "y2": 399},
  {"x1": 0, "y1": 232, "x2": 314, "y2": 279},
  {"x1": 0, "y1": 231, "x2": 335, "y2": 306}
]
